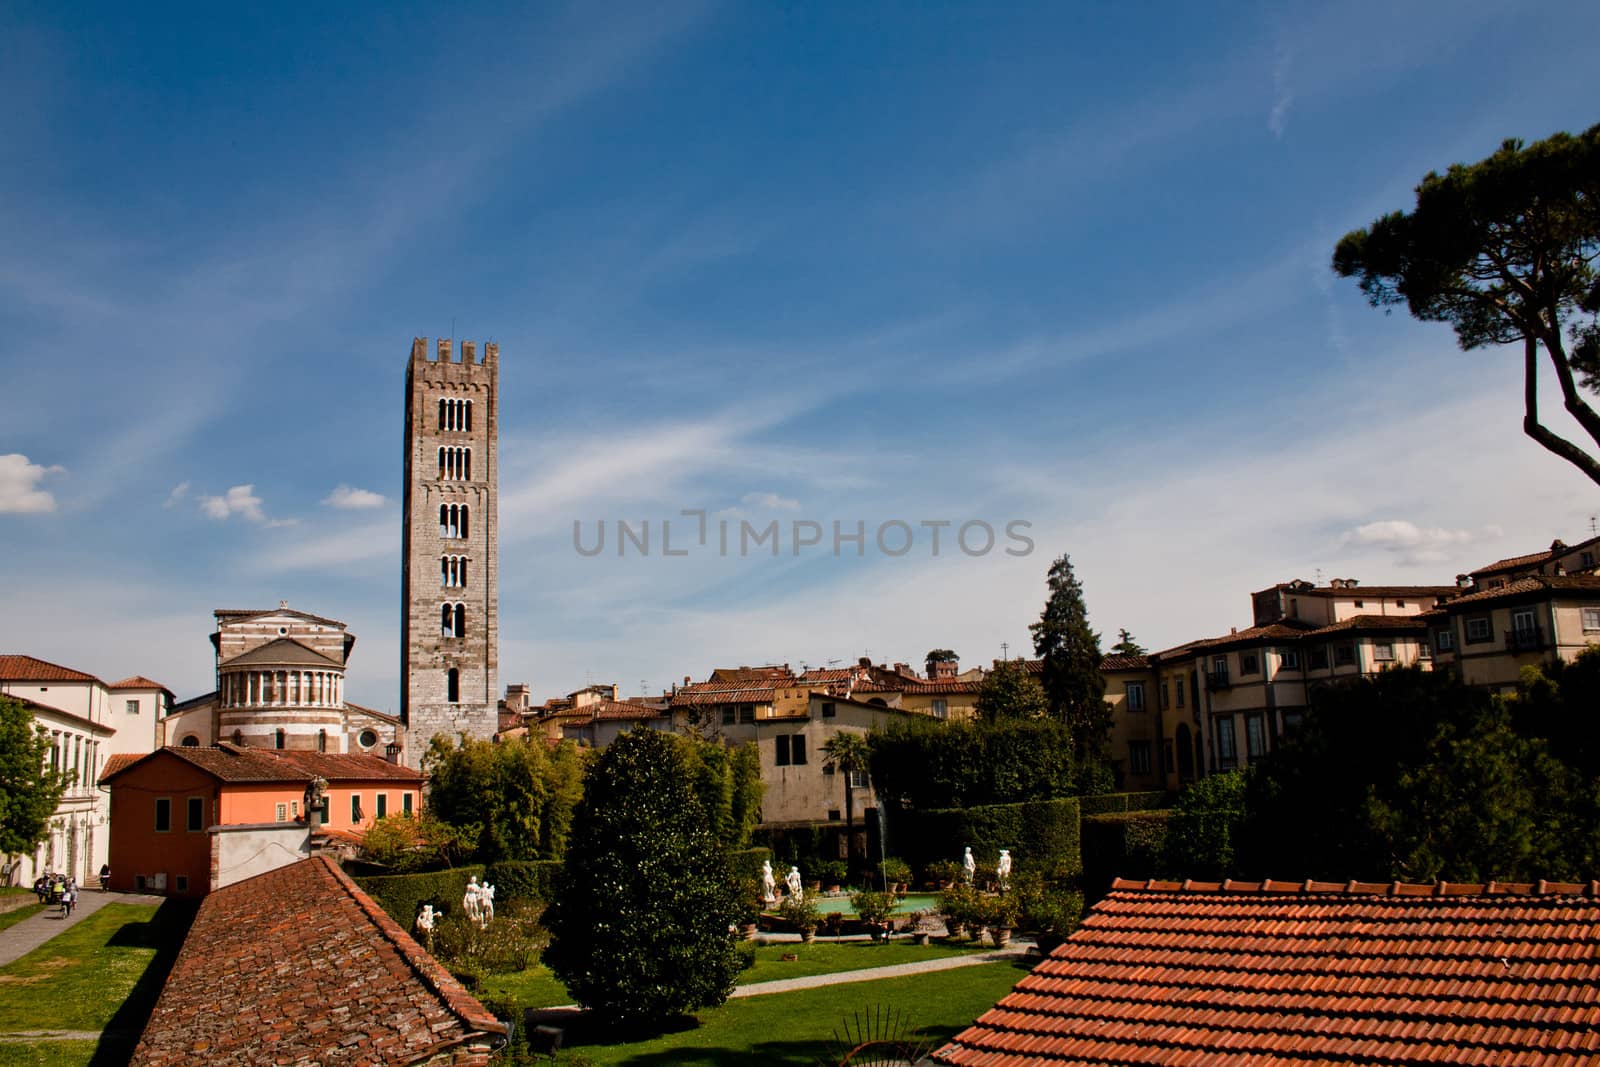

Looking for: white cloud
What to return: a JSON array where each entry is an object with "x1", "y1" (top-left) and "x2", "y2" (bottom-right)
[
  {"x1": 164, "y1": 481, "x2": 190, "y2": 509},
  {"x1": 1340, "y1": 520, "x2": 1497, "y2": 567},
  {"x1": 0, "y1": 453, "x2": 64, "y2": 514},
  {"x1": 324, "y1": 485, "x2": 386, "y2": 510},
  {"x1": 199, "y1": 484, "x2": 266, "y2": 523},
  {"x1": 1267, "y1": 40, "x2": 1294, "y2": 138},
  {"x1": 255, "y1": 518, "x2": 397, "y2": 573},
  {"x1": 742, "y1": 491, "x2": 801, "y2": 511}
]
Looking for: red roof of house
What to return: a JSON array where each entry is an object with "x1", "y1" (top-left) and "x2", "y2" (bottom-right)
[
  {"x1": 102, "y1": 744, "x2": 421, "y2": 785},
  {"x1": 1301, "y1": 613, "x2": 1430, "y2": 637},
  {"x1": 669, "y1": 680, "x2": 783, "y2": 706},
  {"x1": 99, "y1": 753, "x2": 141, "y2": 782},
  {"x1": 1447, "y1": 574, "x2": 1600, "y2": 606},
  {"x1": 935, "y1": 876, "x2": 1600, "y2": 1066},
  {"x1": 575, "y1": 699, "x2": 667, "y2": 722},
  {"x1": 1098, "y1": 654, "x2": 1150, "y2": 671},
  {"x1": 130, "y1": 854, "x2": 505, "y2": 1065},
  {"x1": 108, "y1": 675, "x2": 170, "y2": 691},
  {"x1": 0, "y1": 654, "x2": 102, "y2": 683},
  {"x1": 900, "y1": 679, "x2": 982, "y2": 695}
]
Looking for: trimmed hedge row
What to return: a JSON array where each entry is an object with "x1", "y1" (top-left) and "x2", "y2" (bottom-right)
[
  {"x1": 1080, "y1": 810, "x2": 1171, "y2": 901},
  {"x1": 1078, "y1": 791, "x2": 1169, "y2": 816},
  {"x1": 727, "y1": 847, "x2": 773, "y2": 880},
  {"x1": 483, "y1": 860, "x2": 562, "y2": 905},
  {"x1": 898, "y1": 798, "x2": 1082, "y2": 879},
  {"x1": 354, "y1": 865, "x2": 486, "y2": 927}
]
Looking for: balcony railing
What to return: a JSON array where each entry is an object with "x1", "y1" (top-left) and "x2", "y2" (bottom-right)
[
  {"x1": 1505, "y1": 626, "x2": 1546, "y2": 652},
  {"x1": 1205, "y1": 671, "x2": 1232, "y2": 690}
]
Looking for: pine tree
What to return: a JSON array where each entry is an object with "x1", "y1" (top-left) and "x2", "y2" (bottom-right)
[
  {"x1": 1110, "y1": 629, "x2": 1146, "y2": 656},
  {"x1": 544, "y1": 729, "x2": 740, "y2": 1027},
  {"x1": 1029, "y1": 554, "x2": 1109, "y2": 759}
]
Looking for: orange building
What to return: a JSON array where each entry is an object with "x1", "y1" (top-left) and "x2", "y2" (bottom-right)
[{"x1": 100, "y1": 743, "x2": 421, "y2": 897}]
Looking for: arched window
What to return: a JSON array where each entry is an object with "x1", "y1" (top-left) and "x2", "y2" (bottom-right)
[
  {"x1": 454, "y1": 603, "x2": 466, "y2": 637},
  {"x1": 459, "y1": 505, "x2": 468, "y2": 540},
  {"x1": 232, "y1": 729, "x2": 244, "y2": 745},
  {"x1": 441, "y1": 603, "x2": 454, "y2": 636},
  {"x1": 274, "y1": 729, "x2": 286, "y2": 750},
  {"x1": 317, "y1": 729, "x2": 327, "y2": 753},
  {"x1": 447, "y1": 667, "x2": 460, "y2": 703},
  {"x1": 180, "y1": 735, "x2": 199, "y2": 747},
  {"x1": 438, "y1": 397, "x2": 447, "y2": 431}
]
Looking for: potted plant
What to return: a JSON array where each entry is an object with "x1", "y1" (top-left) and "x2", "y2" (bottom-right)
[
  {"x1": 737, "y1": 877, "x2": 762, "y2": 940},
  {"x1": 925, "y1": 859, "x2": 962, "y2": 891},
  {"x1": 818, "y1": 859, "x2": 849, "y2": 893},
  {"x1": 976, "y1": 892, "x2": 1021, "y2": 948},
  {"x1": 780, "y1": 894, "x2": 822, "y2": 943},
  {"x1": 907, "y1": 909, "x2": 936, "y2": 946},
  {"x1": 880, "y1": 857, "x2": 911, "y2": 895},
  {"x1": 937, "y1": 882, "x2": 978, "y2": 941},
  {"x1": 850, "y1": 890, "x2": 898, "y2": 942}
]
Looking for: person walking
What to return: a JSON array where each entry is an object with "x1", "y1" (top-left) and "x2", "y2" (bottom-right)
[
  {"x1": 61, "y1": 880, "x2": 76, "y2": 918},
  {"x1": 99, "y1": 863, "x2": 110, "y2": 891}
]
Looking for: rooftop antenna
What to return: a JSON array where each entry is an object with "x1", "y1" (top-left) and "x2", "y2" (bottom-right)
[
  {"x1": 826, "y1": 658, "x2": 840, "y2": 667},
  {"x1": 1001, "y1": 642, "x2": 1010, "y2": 661},
  {"x1": 1314, "y1": 567, "x2": 1324, "y2": 584},
  {"x1": 1590, "y1": 515, "x2": 1597, "y2": 536}
]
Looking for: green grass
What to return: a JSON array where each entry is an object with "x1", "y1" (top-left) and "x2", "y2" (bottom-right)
[
  {"x1": 0, "y1": 887, "x2": 33, "y2": 897},
  {"x1": 549, "y1": 959, "x2": 1026, "y2": 1065},
  {"x1": 0, "y1": 905, "x2": 44, "y2": 934},
  {"x1": 480, "y1": 938, "x2": 996, "y2": 1008},
  {"x1": 0, "y1": 899, "x2": 195, "y2": 1067},
  {"x1": 0, "y1": 1043, "x2": 99, "y2": 1067}
]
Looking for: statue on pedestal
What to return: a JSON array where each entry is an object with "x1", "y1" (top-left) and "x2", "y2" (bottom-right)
[
  {"x1": 996, "y1": 849, "x2": 1012, "y2": 892},
  {"x1": 962, "y1": 847, "x2": 976, "y2": 885},
  {"x1": 785, "y1": 865, "x2": 804, "y2": 902},
  {"x1": 761, "y1": 859, "x2": 777, "y2": 905}
]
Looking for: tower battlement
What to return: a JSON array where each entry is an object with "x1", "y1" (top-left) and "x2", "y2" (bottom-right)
[{"x1": 410, "y1": 336, "x2": 498, "y2": 368}]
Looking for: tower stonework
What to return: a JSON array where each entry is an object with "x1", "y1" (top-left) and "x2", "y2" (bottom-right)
[{"x1": 402, "y1": 337, "x2": 499, "y2": 767}]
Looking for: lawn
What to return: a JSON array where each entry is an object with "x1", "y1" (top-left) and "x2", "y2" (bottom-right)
[
  {"x1": 0, "y1": 900, "x2": 195, "y2": 1067},
  {"x1": 0, "y1": 905, "x2": 44, "y2": 934},
  {"x1": 481, "y1": 937, "x2": 996, "y2": 1008},
  {"x1": 546, "y1": 958, "x2": 1026, "y2": 1065}
]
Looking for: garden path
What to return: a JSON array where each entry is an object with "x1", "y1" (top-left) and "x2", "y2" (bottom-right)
[{"x1": 0, "y1": 890, "x2": 166, "y2": 967}]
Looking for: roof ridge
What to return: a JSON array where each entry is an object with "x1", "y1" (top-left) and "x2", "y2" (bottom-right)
[
  {"x1": 1109, "y1": 876, "x2": 1600, "y2": 898},
  {"x1": 317, "y1": 855, "x2": 506, "y2": 1039}
]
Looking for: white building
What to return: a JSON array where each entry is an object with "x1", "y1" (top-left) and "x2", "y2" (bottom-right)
[{"x1": 0, "y1": 654, "x2": 171, "y2": 886}]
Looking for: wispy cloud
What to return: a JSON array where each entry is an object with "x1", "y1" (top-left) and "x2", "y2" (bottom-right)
[
  {"x1": 198, "y1": 484, "x2": 295, "y2": 526},
  {"x1": 1339, "y1": 519, "x2": 1499, "y2": 567},
  {"x1": 255, "y1": 518, "x2": 397, "y2": 574},
  {"x1": 324, "y1": 485, "x2": 386, "y2": 510},
  {"x1": 0, "y1": 453, "x2": 63, "y2": 514},
  {"x1": 1267, "y1": 39, "x2": 1294, "y2": 138},
  {"x1": 164, "y1": 481, "x2": 190, "y2": 509},
  {"x1": 742, "y1": 491, "x2": 802, "y2": 511}
]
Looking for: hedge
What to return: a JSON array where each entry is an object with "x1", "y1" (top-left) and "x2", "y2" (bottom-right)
[
  {"x1": 727, "y1": 847, "x2": 773, "y2": 881},
  {"x1": 483, "y1": 860, "x2": 562, "y2": 905},
  {"x1": 898, "y1": 798, "x2": 1082, "y2": 880},
  {"x1": 1077, "y1": 791, "x2": 1169, "y2": 816},
  {"x1": 1080, "y1": 810, "x2": 1171, "y2": 901},
  {"x1": 353, "y1": 865, "x2": 486, "y2": 928}
]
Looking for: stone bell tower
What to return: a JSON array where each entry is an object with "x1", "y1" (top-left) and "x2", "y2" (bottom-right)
[{"x1": 401, "y1": 337, "x2": 499, "y2": 767}]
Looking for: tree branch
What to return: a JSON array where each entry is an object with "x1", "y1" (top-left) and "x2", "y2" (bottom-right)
[{"x1": 1524, "y1": 335, "x2": 1600, "y2": 489}]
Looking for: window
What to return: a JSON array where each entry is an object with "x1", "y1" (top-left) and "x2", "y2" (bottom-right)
[
  {"x1": 317, "y1": 729, "x2": 327, "y2": 753},
  {"x1": 1245, "y1": 714, "x2": 1267, "y2": 758},
  {"x1": 441, "y1": 555, "x2": 469, "y2": 588},
  {"x1": 823, "y1": 762, "x2": 834, "y2": 775},
  {"x1": 275, "y1": 803, "x2": 288, "y2": 823},
  {"x1": 1353, "y1": 600, "x2": 1365, "y2": 609},
  {"x1": 446, "y1": 668, "x2": 460, "y2": 704},
  {"x1": 274, "y1": 728, "x2": 285, "y2": 750},
  {"x1": 775, "y1": 734, "x2": 807, "y2": 766},
  {"x1": 175, "y1": 876, "x2": 189, "y2": 893},
  {"x1": 1418, "y1": 640, "x2": 1432, "y2": 661},
  {"x1": 187, "y1": 797, "x2": 204, "y2": 832},
  {"x1": 739, "y1": 705, "x2": 756, "y2": 725},
  {"x1": 1466, "y1": 616, "x2": 1492, "y2": 643},
  {"x1": 377, "y1": 794, "x2": 388, "y2": 818},
  {"x1": 441, "y1": 602, "x2": 467, "y2": 638},
  {"x1": 1160, "y1": 682, "x2": 1170, "y2": 710},
  {"x1": 1396, "y1": 600, "x2": 1407, "y2": 608},
  {"x1": 1175, "y1": 678, "x2": 1184, "y2": 708},
  {"x1": 439, "y1": 503, "x2": 469, "y2": 540},
  {"x1": 1584, "y1": 608, "x2": 1600, "y2": 632},
  {"x1": 1125, "y1": 682, "x2": 1146, "y2": 712},
  {"x1": 154, "y1": 798, "x2": 171, "y2": 832},
  {"x1": 722, "y1": 707, "x2": 736, "y2": 726},
  {"x1": 438, "y1": 397, "x2": 474, "y2": 433},
  {"x1": 1374, "y1": 642, "x2": 1395, "y2": 662},
  {"x1": 931, "y1": 699, "x2": 948, "y2": 720},
  {"x1": 1128, "y1": 741, "x2": 1152, "y2": 775},
  {"x1": 847, "y1": 769, "x2": 867, "y2": 788},
  {"x1": 1436, "y1": 628, "x2": 1455, "y2": 652},
  {"x1": 1216, "y1": 718, "x2": 1237, "y2": 770},
  {"x1": 180, "y1": 734, "x2": 199, "y2": 747},
  {"x1": 829, "y1": 809, "x2": 841, "y2": 821},
  {"x1": 125, "y1": 699, "x2": 139, "y2": 715},
  {"x1": 403, "y1": 793, "x2": 413, "y2": 815},
  {"x1": 1335, "y1": 645, "x2": 1356, "y2": 666},
  {"x1": 1583, "y1": 550, "x2": 1595, "y2": 568},
  {"x1": 1278, "y1": 648, "x2": 1299, "y2": 670},
  {"x1": 1239, "y1": 653, "x2": 1259, "y2": 675},
  {"x1": 821, "y1": 702, "x2": 836, "y2": 719},
  {"x1": 358, "y1": 729, "x2": 379, "y2": 748},
  {"x1": 1309, "y1": 646, "x2": 1329, "y2": 670},
  {"x1": 352, "y1": 795, "x2": 364, "y2": 823},
  {"x1": 437, "y1": 446, "x2": 472, "y2": 481},
  {"x1": 1163, "y1": 739, "x2": 1175, "y2": 774}
]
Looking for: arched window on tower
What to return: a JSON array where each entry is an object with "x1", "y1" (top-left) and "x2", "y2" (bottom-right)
[
  {"x1": 464, "y1": 399, "x2": 472, "y2": 432},
  {"x1": 441, "y1": 603, "x2": 454, "y2": 636},
  {"x1": 274, "y1": 729, "x2": 286, "y2": 750},
  {"x1": 317, "y1": 729, "x2": 327, "y2": 753},
  {"x1": 438, "y1": 397, "x2": 446, "y2": 431},
  {"x1": 447, "y1": 667, "x2": 460, "y2": 703},
  {"x1": 454, "y1": 602, "x2": 466, "y2": 638}
]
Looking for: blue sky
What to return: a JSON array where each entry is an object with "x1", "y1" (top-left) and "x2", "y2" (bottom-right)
[{"x1": 3, "y1": 1, "x2": 1598, "y2": 710}]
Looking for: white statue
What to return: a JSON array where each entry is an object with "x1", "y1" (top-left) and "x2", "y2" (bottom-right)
[
  {"x1": 416, "y1": 904, "x2": 437, "y2": 935},
  {"x1": 962, "y1": 847, "x2": 976, "y2": 885},
  {"x1": 480, "y1": 882, "x2": 495, "y2": 927},
  {"x1": 761, "y1": 860, "x2": 777, "y2": 905},
  {"x1": 785, "y1": 865, "x2": 804, "y2": 902},
  {"x1": 996, "y1": 849, "x2": 1012, "y2": 892},
  {"x1": 463, "y1": 876, "x2": 482, "y2": 925}
]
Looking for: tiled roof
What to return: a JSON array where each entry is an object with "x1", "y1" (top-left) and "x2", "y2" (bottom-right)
[
  {"x1": 1154, "y1": 621, "x2": 1315, "y2": 658},
  {"x1": 708, "y1": 665, "x2": 795, "y2": 683},
  {"x1": 102, "y1": 744, "x2": 421, "y2": 785},
  {"x1": 108, "y1": 675, "x2": 171, "y2": 691},
  {"x1": 1448, "y1": 574, "x2": 1600, "y2": 607},
  {"x1": 13, "y1": 694, "x2": 116, "y2": 736},
  {"x1": 130, "y1": 855, "x2": 505, "y2": 1065},
  {"x1": 219, "y1": 636, "x2": 343, "y2": 669},
  {"x1": 935, "y1": 877, "x2": 1600, "y2": 1067},
  {"x1": 213, "y1": 606, "x2": 348, "y2": 628},
  {"x1": 99, "y1": 753, "x2": 141, "y2": 783},
  {"x1": 577, "y1": 699, "x2": 667, "y2": 722},
  {"x1": 799, "y1": 668, "x2": 857, "y2": 683},
  {"x1": 1098, "y1": 654, "x2": 1150, "y2": 671},
  {"x1": 0, "y1": 653, "x2": 102, "y2": 683},
  {"x1": 1472, "y1": 548, "x2": 1558, "y2": 575},
  {"x1": 1301, "y1": 614, "x2": 1430, "y2": 637},
  {"x1": 669, "y1": 680, "x2": 781, "y2": 706},
  {"x1": 901, "y1": 679, "x2": 981, "y2": 695},
  {"x1": 345, "y1": 700, "x2": 402, "y2": 726}
]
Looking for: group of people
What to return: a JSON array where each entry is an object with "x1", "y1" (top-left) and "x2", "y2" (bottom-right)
[{"x1": 31, "y1": 873, "x2": 79, "y2": 916}]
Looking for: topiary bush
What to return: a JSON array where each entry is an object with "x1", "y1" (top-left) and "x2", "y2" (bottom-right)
[
  {"x1": 543, "y1": 729, "x2": 742, "y2": 1026},
  {"x1": 353, "y1": 865, "x2": 486, "y2": 929},
  {"x1": 483, "y1": 859, "x2": 562, "y2": 905}
]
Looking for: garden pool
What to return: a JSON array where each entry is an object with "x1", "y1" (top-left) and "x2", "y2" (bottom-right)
[{"x1": 813, "y1": 892, "x2": 939, "y2": 916}]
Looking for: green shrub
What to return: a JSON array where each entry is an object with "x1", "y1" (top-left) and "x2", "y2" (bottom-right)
[
  {"x1": 1081, "y1": 810, "x2": 1172, "y2": 901},
  {"x1": 354, "y1": 865, "x2": 486, "y2": 928},
  {"x1": 483, "y1": 860, "x2": 562, "y2": 905},
  {"x1": 880, "y1": 857, "x2": 911, "y2": 885},
  {"x1": 432, "y1": 898, "x2": 548, "y2": 982},
  {"x1": 937, "y1": 883, "x2": 979, "y2": 931},
  {"x1": 972, "y1": 892, "x2": 1020, "y2": 929},
  {"x1": 1077, "y1": 791, "x2": 1169, "y2": 816},
  {"x1": 898, "y1": 798, "x2": 1082, "y2": 880},
  {"x1": 727, "y1": 847, "x2": 773, "y2": 880},
  {"x1": 849, "y1": 890, "x2": 897, "y2": 932},
  {"x1": 779, "y1": 893, "x2": 821, "y2": 933},
  {"x1": 734, "y1": 941, "x2": 757, "y2": 971},
  {"x1": 816, "y1": 859, "x2": 849, "y2": 886}
]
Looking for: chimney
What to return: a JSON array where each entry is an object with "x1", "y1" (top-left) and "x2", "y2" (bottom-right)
[
  {"x1": 684, "y1": 675, "x2": 691, "y2": 686},
  {"x1": 385, "y1": 742, "x2": 403, "y2": 765}
]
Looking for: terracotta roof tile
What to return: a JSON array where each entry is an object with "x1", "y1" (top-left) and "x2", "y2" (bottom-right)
[
  {"x1": 900, "y1": 679, "x2": 981, "y2": 695},
  {"x1": 107, "y1": 675, "x2": 171, "y2": 691},
  {"x1": 103, "y1": 744, "x2": 421, "y2": 785},
  {"x1": 1099, "y1": 654, "x2": 1150, "y2": 671},
  {"x1": 1301, "y1": 614, "x2": 1430, "y2": 637},
  {"x1": 130, "y1": 854, "x2": 505, "y2": 1065},
  {"x1": 669, "y1": 680, "x2": 782, "y2": 706},
  {"x1": 98, "y1": 753, "x2": 140, "y2": 782},
  {"x1": 0, "y1": 654, "x2": 102, "y2": 683},
  {"x1": 935, "y1": 879, "x2": 1600, "y2": 1066},
  {"x1": 1449, "y1": 575, "x2": 1600, "y2": 606}
]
